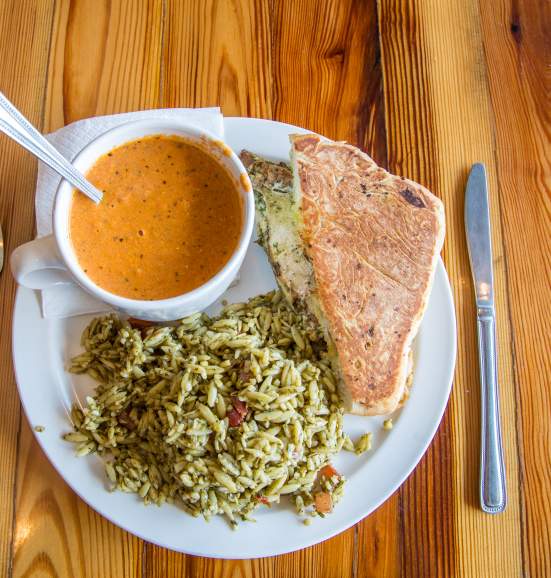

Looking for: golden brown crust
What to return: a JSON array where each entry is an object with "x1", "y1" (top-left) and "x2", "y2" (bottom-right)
[{"x1": 291, "y1": 134, "x2": 445, "y2": 415}]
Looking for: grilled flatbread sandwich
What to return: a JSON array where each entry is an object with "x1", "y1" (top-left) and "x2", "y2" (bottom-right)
[{"x1": 240, "y1": 135, "x2": 445, "y2": 415}]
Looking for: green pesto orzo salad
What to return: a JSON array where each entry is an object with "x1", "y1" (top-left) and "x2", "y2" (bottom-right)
[{"x1": 64, "y1": 291, "x2": 372, "y2": 527}]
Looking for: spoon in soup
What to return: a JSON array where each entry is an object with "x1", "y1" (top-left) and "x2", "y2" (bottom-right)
[{"x1": 0, "y1": 92, "x2": 103, "y2": 204}]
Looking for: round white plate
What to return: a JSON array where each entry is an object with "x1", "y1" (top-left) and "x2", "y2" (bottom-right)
[{"x1": 12, "y1": 118, "x2": 457, "y2": 559}]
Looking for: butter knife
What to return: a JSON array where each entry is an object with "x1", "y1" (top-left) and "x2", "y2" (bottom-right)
[{"x1": 465, "y1": 163, "x2": 507, "y2": 514}]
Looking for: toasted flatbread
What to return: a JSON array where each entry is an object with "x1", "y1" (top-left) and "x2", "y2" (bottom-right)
[{"x1": 290, "y1": 135, "x2": 445, "y2": 415}]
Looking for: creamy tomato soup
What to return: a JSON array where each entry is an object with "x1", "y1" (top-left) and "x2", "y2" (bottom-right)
[{"x1": 69, "y1": 135, "x2": 242, "y2": 300}]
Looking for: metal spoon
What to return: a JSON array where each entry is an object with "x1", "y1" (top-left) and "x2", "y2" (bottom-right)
[{"x1": 0, "y1": 92, "x2": 103, "y2": 204}]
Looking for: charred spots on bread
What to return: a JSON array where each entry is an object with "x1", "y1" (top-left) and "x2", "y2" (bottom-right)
[
  {"x1": 360, "y1": 183, "x2": 372, "y2": 198},
  {"x1": 363, "y1": 325, "x2": 375, "y2": 350},
  {"x1": 399, "y1": 187, "x2": 426, "y2": 208}
]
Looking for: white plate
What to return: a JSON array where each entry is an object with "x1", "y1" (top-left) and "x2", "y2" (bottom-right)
[{"x1": 12, "y1": 118, "x2": 457, "y2": 559}]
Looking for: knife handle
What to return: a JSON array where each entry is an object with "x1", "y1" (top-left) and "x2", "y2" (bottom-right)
[{"x1": 477, "y1": 306, "x2": 507, "y2": 514}]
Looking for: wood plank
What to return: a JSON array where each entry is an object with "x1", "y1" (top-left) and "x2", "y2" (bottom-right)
[
  {"x1": 46, "y1": 0, "x2": 163, "y2": 129},
  {"x1": 145, "y1": 531, "x2": 357, "y2": 578},
  {"x1": 272, "y1": 0, "x2": 387, "y2": 164},
  {"x1": 477, "y1": 0, "x2": 551, "y2": 575},
  {"x1": 356, "y1": 500, "x2": 401, "y2": 578},
  {"x1": 161, "y1": 0, "x2": 273, "y2": 118},
  {"x1": 271, "y1": 531, "x2": 356, "y2": 578},
  {"x1": 379, "y1": 0, "x2": 524, "y2": 575},
  {"x1": 13, "y1": 421, "x2": 144, "y2": 578},
  {"x1": 11, "y1": 1, "x2": 163, "y2": 577},
  {"x1": 0, "y1": 0, "x2": 56, "y2": 574}
]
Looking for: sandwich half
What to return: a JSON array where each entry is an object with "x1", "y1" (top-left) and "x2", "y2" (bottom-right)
[{"x1": 241, "y1": 136, "x2": 445, "y2": 415}]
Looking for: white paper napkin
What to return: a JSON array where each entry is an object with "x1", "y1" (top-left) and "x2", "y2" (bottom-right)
[{"x1": 35, "y1": 108, "x2": 224, "y2": 318}]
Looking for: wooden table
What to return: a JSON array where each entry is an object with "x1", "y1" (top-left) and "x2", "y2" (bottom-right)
[{"x1": 0, "y1": 1, "x2": 548, "y2": 576}]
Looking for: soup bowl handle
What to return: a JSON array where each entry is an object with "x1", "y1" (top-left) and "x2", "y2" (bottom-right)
[{"x1": 11, "y1": 235, "x2": 74, "y2": 289}]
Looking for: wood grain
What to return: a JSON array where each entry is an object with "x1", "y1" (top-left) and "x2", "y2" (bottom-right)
[
  {"x1": 162, "y1": 0, "x2": 272, "y2": 118},
  {"x1": 0, "y1": 0, "x2": 56, "y2": 573},
  {"x1": 0, "y1": 0, "x2": 548, "y2": 576},
  {"x1": 46, "y1": 0, "x2": 163, "y2": 130},
  {"x1": 13, "y1": 420, "x2": 143, "y2": 578},
  {"x1": 272, "y1": 0, "x2": 387, "y2": 165},
  {"x1": 478, "y1": 1, "x2": 551, "y2": 575}
]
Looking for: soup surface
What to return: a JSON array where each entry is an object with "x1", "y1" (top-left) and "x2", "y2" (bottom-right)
[{"x1": 70, "y1": 135, "x2": 242, "y2": 300}]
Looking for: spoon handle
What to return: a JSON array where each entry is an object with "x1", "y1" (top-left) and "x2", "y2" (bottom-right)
[{"x1": 0, "y1": 92, "x2": 102, "y2": 204}]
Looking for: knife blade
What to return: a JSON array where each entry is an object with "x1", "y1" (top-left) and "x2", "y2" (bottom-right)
[
  {"x1": 465, "y1": 163, "x2": 507, "y2": 514},
  {"x1": 465, "y1": 164, "x2": 494, "y2": 306}
]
